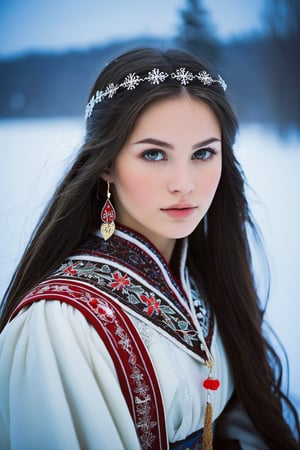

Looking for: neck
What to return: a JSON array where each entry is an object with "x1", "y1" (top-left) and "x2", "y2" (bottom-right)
[{"x1": 159, "y1": 239, "x2": 176, "y2": 264}]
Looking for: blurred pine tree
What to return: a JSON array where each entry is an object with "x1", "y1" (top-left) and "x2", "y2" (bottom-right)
[{"x1": 175, "y1": 0, "x2": 221, "y2": 65}]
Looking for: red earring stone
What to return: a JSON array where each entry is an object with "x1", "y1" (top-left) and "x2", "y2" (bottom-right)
[{"x1": 100, "y1": 181, "x2": 116, "y2": 240}]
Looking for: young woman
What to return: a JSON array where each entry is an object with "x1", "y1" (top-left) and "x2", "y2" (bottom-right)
[{"x1": 0, "y1": 47, "x2": 299, "y2": 450}]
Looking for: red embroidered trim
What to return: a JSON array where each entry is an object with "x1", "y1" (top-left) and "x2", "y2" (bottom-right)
[
  {"x1": 10, "y1": 279, "x2": 167, "y2": 450},
  {"x1": 51, "y1": 258, "x2": 213, "y2": 361}
]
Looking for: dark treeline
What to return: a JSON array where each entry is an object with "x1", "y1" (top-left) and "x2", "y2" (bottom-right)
[
  {"x1": 175, "y1": 0, "x2": 300, "y2": 134},
  {"x1": 0, "y1": 0, "x2": 299, "y2": 133},
  {"x1": 0, "y1": 39, "x2": 150, "y2": 119}
]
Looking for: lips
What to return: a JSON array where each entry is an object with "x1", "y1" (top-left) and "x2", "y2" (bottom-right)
[
  {"x1": 162, "y1": 203, "x2": 196, "y2": 210},
  {"x1": 161, "y1": 204, "x2": 197, "y2": 219}
]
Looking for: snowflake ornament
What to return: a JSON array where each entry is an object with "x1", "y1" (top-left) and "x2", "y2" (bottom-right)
[
  {"x1": 122, "y1": 73, "x2": 141, "y2": 90},
  {"x1": 86, "y1": 66, "x2": 227, "y2": 118},
  {"x1": 145, "y1": 68, "x2": 169, "y2": 85},
  {"x1": 171, "y1": 67, "x2": 194, "y2": 85},
  {"x1": 105, "y1": 83, "x2": 119, "y2": 98},
  {"x1": 197, "y1": 71, "x2": 213, "y2": 85}
]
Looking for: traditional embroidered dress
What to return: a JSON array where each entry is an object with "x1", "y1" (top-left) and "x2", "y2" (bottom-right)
[{"x1": 0, "y1": 227, "x2": 268, "y2": 449}]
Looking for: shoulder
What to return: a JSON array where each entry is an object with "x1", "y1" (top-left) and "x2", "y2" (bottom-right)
[{"x1": 0, "y1": 300, "x2": 117, "y2": 372}]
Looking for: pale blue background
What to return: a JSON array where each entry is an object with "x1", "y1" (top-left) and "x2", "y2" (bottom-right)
[
  {"x1": 0, "y1": 0, "x2": 265, "y2": 57},
  {"x1": 0, "y1": 0, "x2": 299, "y2": 418}
]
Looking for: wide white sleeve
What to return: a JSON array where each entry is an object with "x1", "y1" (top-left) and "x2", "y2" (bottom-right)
[{"x1": 0, "y1": 300, "x2": 141, "y2": 450}]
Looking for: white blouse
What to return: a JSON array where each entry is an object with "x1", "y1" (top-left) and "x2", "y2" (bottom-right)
[{"x1": 0, "y1": 299, "x2": 234, "y2": 450}]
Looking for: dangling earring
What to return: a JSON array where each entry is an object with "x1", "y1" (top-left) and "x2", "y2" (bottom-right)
[{"x1": 100, "y1": 181, "x2": 116, "y2": 240}]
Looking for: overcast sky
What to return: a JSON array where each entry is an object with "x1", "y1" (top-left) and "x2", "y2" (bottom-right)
[{"x1": 0, "y1": 0, "x2": 265, "y2": 58}]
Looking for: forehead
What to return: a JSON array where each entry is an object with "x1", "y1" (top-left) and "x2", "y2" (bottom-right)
[{"x1": 129, "y1": 96, "x2": 221, "y2": 141}]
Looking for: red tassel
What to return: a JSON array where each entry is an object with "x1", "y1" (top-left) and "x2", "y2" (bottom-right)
[
  {"x1": 202, "y1": 369, "x2": 220, "y2": 449},
  {"x1": 203, "y1": 401, "x2": 213, "y2": 450}
]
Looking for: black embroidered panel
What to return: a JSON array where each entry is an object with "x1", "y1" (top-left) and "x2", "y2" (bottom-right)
[{"x1": 49, "y1": 229, "x2": 214, "y2": 360}]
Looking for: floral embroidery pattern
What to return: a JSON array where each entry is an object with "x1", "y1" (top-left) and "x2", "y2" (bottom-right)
[
  {"x1": 87, "y1": 295, "x2": 158, "y2": 448},
  {"x1": 109, "y1": 271, "x2": 130, "y2": 292},
  {"x1": 29, "y1": 281, "x2": 161, "y2": 449},
  {"x1": 52, "y1": 257, "x2": 213, "y2": 359},
  {"x1": 140, "y1": 294, "x2": 161, "y2": 317},
  {"x1": 73, "y1": 233, "x2": 181, "y2": 303},
  {"x1": 63, "y1": 265, "x2": 78, "y2": 275}
]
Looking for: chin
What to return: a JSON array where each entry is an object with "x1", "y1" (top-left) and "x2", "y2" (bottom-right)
[{"x1": 167, "y1": 227, "x2": 198, "y2": 240}]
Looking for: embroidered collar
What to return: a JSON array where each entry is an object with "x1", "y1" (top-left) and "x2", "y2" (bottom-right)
[{"x1": 50, "y1": 226, "x2": 214, "y2": 363}]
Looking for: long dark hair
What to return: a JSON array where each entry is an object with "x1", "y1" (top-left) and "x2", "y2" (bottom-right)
[{"x1": 1, "y1": 47, "x2": 299, "y2": 448}]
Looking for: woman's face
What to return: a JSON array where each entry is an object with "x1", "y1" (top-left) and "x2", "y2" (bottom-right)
[{"x1": 109, "y1": 95, "x2": 222, "y2": 260}]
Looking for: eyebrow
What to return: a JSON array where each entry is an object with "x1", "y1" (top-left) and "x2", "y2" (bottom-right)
[{"x1": 133, "y1": 137, "x2": 221, "y2": 150}]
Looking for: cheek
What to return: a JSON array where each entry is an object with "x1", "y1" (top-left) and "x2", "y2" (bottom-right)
[
  {"x1": 199, "y1": 165, "x2": 222, "y2": 198},
  {"x1": 114, "y1": 166, "x2": 154, "y2": 205}
]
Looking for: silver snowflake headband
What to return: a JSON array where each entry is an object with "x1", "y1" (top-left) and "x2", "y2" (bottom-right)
[{"x1": 85, "y1": 67, "x2": 227, "y2": 118}]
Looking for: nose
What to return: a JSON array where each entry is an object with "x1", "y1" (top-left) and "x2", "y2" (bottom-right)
[{"x1": 167, "y1": 163, "x2": 195, "y2": 195}]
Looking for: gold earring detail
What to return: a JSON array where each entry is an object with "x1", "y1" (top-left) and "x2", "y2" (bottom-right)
[{"x1": 100, "y1": 181, "x2": 116, "y2": 240}]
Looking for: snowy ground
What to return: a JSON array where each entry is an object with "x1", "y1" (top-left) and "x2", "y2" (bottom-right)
[{"x1": 0, "y1": 118, "x2": 299, "y2": 414}]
